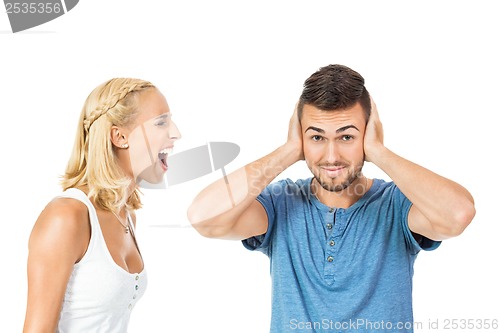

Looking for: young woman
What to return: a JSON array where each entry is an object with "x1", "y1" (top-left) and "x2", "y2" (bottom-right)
[{"x1": 23, "y1": 78, "x2": 181, "y2": 332}]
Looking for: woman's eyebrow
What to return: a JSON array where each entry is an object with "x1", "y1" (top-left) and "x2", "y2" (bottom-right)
[{"x1": 154, "y1": 113, "x2": 170, "y2": 120}]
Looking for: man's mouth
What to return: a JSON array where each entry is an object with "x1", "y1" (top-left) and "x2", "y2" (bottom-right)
[{"x1": 320, "y1": 165, "x2": 346, "y2": 177}]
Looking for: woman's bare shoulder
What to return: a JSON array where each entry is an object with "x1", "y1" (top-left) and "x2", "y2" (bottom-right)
[{"x1": 28, "y1": 196, "x2": 90, "y2": 260}]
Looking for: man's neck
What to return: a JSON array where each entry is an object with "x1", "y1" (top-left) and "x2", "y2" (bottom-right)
[{"x1": 311, "y1": 176, "x2": 372, "y2": 209}]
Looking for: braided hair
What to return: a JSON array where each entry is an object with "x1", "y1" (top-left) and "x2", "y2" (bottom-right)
[{"x1": 61, "y1": 78, "x2": 156, "y2": 212}]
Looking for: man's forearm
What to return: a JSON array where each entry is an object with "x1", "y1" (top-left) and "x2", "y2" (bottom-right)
[
  {"x1": 187, "y1": 143, "x2": 300, "y2": 226},
  {"x1": 371, "y1": 146, "x2": 475, "y2": 238}
]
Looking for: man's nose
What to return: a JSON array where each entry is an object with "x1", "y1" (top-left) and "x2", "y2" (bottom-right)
[{"x1": 325, "y1": 142, "x2": 340, "y2": 163}]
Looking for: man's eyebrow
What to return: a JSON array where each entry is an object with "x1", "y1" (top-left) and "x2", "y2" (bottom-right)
[
  {"x1": 304, "y1": 125, "x2": 359, "y2": 134},
  {"x1": 305, "y1": 126, "x2": 325, "y2": 134},
  {"x1": 336, "y1": 125, "x2": 359, "y2": 133}
]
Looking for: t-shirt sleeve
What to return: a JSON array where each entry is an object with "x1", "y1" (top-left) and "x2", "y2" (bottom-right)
[
  {"x1": 394, "y1": 185, "x2": 441, "y2": 253},
  {"x1": 241, "y1": 181, "x2": 282, "y2": 256}
]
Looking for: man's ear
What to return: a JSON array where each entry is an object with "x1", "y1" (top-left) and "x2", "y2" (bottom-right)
[{"x1": 110, "y1": 126, "x2": 129, "y2": 149}]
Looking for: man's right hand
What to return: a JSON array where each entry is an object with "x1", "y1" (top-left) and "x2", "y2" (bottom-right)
[
  {"x1": 286, "y1": 102, "x2": 304, "y2": 162},
  {"x1": 187, "y1": 102, "x2": 305, "y2": 240}
]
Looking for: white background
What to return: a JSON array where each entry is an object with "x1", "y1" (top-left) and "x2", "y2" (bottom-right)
[{"x1": 1, "y1": 1, "x2": 499, "y2": 332}]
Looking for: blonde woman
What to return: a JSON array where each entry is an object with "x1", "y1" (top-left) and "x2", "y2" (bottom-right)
[{"x1": 23, "y1": 78, "x2": 180, "y2": 332}]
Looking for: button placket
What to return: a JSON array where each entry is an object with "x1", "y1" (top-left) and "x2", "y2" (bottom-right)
[
  {"x1": 129, "y1": 274, "x2": 140, "y2": 310},
  {"x1": 323, "y1": 209, "x2": 337, "y2": 278},
  {"x1": 322, "y1": 208, "x2": 349, "y2": 284}
]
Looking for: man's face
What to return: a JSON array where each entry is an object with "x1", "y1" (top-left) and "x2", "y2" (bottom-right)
[{"x1": 301, "y1": 102, "x2": 366, "y2": 193}]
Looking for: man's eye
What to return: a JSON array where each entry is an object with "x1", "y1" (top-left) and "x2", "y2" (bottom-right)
[
  {"x1": 341, "y1": 135, "x2": 353, "y2": 141},
  {"x1": 155, "y1": 121, "x2": 167, "y2": 126},
  {"x1": 312, "y1": 135, "x2": 323, "y2": 142}
]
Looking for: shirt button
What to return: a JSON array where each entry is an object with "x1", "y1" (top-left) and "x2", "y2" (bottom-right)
[
  {"x1": 329, "y1": 240, "x2": 335, "y2": 246},
  {"x1": 327, "y1": 256, "x2": 334, "y2": 262},
  {"x1": 133, "y1": 294, "x2": 137, "y2": 299},
  {"x1": 128, "y1": 304, "x2": 132, "y2": 309},
  {"x1": 326, "y1": 223, "x2": 333, "y2": 230},
  {"x1": 135, "y1": 275, "x2": 139, "y2": 280},
  {"x1": 329, "y1": 208, "x2": 334, "y2": 213},
  {"x1": 135, "y1": 285, "x2": 139, "y2": 290}
]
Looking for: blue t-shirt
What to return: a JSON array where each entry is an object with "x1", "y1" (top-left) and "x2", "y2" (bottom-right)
[{"x1": 243, "y1": 178, "x2": 440, "y2": 333}]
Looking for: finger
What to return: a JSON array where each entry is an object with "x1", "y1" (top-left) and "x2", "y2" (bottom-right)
[
  {"x1": 293, "y1": 101, "x2": 300, "y2": 116},
  {"x1": 369, "y1": 96, "x2": 380, "y2": 120}
]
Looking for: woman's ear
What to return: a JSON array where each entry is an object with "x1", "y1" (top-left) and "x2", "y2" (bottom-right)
[{"x1": 110, "y1": 126, "x2": 129, "y2": 149}]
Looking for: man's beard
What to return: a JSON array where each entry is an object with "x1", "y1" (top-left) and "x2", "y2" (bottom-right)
[{"x1": 311, "y1": 162, "x2": 363, "y2": 193}]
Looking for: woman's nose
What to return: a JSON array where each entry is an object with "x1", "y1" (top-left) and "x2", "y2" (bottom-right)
[{"x1": 169, "y1": 120, "x2": 181, "y2": 140}]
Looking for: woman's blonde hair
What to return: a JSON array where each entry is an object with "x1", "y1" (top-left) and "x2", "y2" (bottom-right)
[{"x1": 61, "y1": 78, "x2": 156, "y2": 212}]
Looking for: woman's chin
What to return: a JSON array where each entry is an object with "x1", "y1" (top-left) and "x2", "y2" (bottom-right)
[{"x1": 136, "y1": 169, "x2": 167, "y2": 187}]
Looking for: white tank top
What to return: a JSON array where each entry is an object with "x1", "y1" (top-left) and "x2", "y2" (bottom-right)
[{"x1": 56, "y1": 188, "x2": 147, "y2": 333}]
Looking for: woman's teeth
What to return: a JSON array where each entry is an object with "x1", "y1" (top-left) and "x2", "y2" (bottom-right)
[{"x1": 159, "y1": 148, "x2": 173, "y2": 155}]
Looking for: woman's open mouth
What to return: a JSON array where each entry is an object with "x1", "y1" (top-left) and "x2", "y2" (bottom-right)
[{"x1": 158, "y1": 147, "x2": 173, "y2": 171}]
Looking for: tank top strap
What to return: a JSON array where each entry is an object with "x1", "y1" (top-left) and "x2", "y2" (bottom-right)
[
  {"x1": 56, "y1": 188, "x2": 100, "y2": 235},
  {"x1": 126, "y1": 211, "x2": 135, "y2": 233}
]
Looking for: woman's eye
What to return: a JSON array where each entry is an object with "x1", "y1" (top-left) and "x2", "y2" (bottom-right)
[{"x1": 155, "y1": 121, "x2": 167, "y2": 126}]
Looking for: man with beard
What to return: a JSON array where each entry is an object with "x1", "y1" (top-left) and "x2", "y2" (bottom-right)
[{"x1": 187, "y1": 64, "x2": 476, "y2": 333}]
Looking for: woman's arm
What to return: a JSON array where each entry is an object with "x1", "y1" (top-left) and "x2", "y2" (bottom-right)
[{"x1": 23, "y1": 198, "x2": 90, "y2": 333}]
